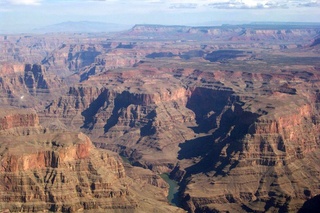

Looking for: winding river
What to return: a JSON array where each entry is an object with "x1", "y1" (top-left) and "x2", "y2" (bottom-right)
[
  {"x1": 120, "y1": 156, "x2": 180, "y2": 206},
  {"x1": 160, "y1": 173, "x2": 180, "y2": 206}
]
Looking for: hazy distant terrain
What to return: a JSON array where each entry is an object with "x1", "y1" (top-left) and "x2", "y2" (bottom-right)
[{"x1": 32, "y1": 21, "x2": 131, "y2": 33}]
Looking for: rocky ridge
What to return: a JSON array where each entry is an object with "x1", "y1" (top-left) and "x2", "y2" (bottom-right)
[
  {"x1": 0, "y1": 109, "x2": 133, "y2": 212},
  {"x1": 1, "y1": 24, "x2": 320, "y2": 212},
  {"x1": 42, "y1": 63, "x2": 320, "y2": 212},
  {"x1": 0, "y1": 63, "x2": 62, "y2": 108},
  {"x1": 128, "y1": 24, "x2": 320, "y2": 42},
  {"x1": 0, "y1": 109, "x2": 183, "y2": 212}
]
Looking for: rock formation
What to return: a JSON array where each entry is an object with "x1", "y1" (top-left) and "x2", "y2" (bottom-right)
[
  {"x1": 43, "y1": 66, "x2": 320, "y2": 212},
  {"x1": 0, "y1": 109, "x2": 131, "y2": 212},
  {"x1": 179, "y1": 102, "x2": 320, "y2": 212},
  {"x1": 127, "y1": 24, "x2": 320, "y2": 43},
  {"x1": 1, "y1": 23, "x2": 320, "y2": 212},
  {"x1": 0, "y1": 109, "x2": 183, "y2": 212},
  {"x1": 0, "y1": 63, "x2": 62, "y2": 108}
]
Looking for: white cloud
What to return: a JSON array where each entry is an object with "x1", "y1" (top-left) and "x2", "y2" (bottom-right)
[
  {"x1": 109, "y1": 0, "x2": 320, "y2": 9},
  {"x1": 59, "y1": 0, "x2": 320, "y2": 9},
  {"x1": 205, "y1": 0, "x2": 320, "y2": 9},
  {"x1": 6, "y1": 0, "x2": 42, "y2": 5},
  {"x1": 169, "y1": 3, "x2": 197, "y2": 8}
]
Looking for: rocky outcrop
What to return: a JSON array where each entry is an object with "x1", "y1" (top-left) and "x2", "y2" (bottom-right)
[
  {"x1": 0, "y1": 35, "x2": 62, "y2": 64},
  {"x1": 24, "y1": 64, "x2": 49, "y2": 94},
  {"x1": 0, "y1": 108, "x2": 39, "y2": 131},
  {"x1": 0, "y1": 109, "x2": 184, "y2": 212},
  {"x1": 2, "y1": 24, "x2": 320, "y2": 212},
  {"x1": 0, "y1": 131, "x2": 138, "y2": 212},
  {"x1": 42, "y1": 43, "x2": 102, "y2": 75},
  {"x1": 179, "y1": 93, "x2": 320, "y2": 212},
  {"x1": 0, "y1": 63, "x2": 62, "y2": 108},
  {"x1": 43, "y1": 76, "x2": 194, "y2": 173},
  {"x1": 0, "y1": 110, "x2": 136, "y2": 212}
]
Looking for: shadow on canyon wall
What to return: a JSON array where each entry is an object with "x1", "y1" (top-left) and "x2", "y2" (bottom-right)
[
  {"x1": 178, "y1": 87, "x2": 260, "y2": 176},
  {"x1": 298, "y1": 195, "x2": 320, "y2": 213}
]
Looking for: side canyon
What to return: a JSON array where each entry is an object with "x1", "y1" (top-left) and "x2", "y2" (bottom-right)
[{"x1": 0, "y1": 24, "x2": 320, "y2": 212}]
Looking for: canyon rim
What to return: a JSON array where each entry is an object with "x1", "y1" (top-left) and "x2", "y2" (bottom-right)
[{"x1": 0, "y1": 23, "x2": 320, "y2": 212}]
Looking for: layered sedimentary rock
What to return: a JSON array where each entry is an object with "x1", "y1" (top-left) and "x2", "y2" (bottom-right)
[
  {"x1": 174, "y1": 67, "x2": 320, "y2": 212},
  {"x1": 180, "y1": 103, "x2": 320, "y2": 212},
  {"x1": 1, "y1": 24, "x2": 320, "y2": 212},
  {"x1": 0, "y1": 108, "x2": 39, "y2": 131},
  {"x1": 43, "y1": 68, "x2": 196, "y2": 173},
  {"x1": 44, "y1": 64, "x2": 320, "y2": 212},
  {"x1": 0, "y1": 110, "x2": 134, "y2": 212},
  {"x1": 0, "y1": 109, "x2": 183, "y2": 212},
  {"x1": 0, "y1": 63, "x2": 62, "y2": 107}
]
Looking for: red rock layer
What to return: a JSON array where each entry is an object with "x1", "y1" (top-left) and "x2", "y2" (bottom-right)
[
  {"x1": 181, "y1": 101, "x2": 320, "y2": 212},
  {"x1": 0, "y1": 109, "x2": 39, "y2": 131},
  {"x1": 0, "y1": 109, "x2": 137, "y2": 212}
]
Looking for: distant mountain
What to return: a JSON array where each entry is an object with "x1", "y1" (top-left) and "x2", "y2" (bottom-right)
[
  {"x1": 33, "y1": 21, "x2": 131, "y2": 33},
  {"x1": 249, "y1": 21, "x2": 320, "y2": 26}
]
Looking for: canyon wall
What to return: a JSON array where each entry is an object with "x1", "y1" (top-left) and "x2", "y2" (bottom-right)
[
  {"x1": 181, "y1": 103, "x2": 320, "y2": 212},
  {"x1": 41, "y1": 47, "x2": 320, "y2": 212},
  {"x1": 0, "y1": 110, "x2": 183, "y2": 212},
  {"x1": 1, "y1": 24, "x2": 320, "y2": 212},
  {"x1": 0, "y1": 110, "x2": 133, "y2": 212},
  {"x1": 0, "y1": 63, "x2": 62, "y2": 107}
]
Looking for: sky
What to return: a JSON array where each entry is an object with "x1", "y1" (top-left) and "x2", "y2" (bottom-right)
[{"x1": 0, "y1": 0, "x2": 319, "y2": 33}]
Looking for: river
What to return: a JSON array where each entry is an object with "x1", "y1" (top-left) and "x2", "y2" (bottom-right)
[
  {"x1": 120, "y1": 156, "x2": 180, "y2": 206},
  {"x1": 160, "y1": 173, "x2": 180, "y2": 206}
]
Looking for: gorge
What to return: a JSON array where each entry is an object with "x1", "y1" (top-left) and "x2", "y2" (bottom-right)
[{"x1": 0, "y1": 23, "x2": 320, "y2": 212}]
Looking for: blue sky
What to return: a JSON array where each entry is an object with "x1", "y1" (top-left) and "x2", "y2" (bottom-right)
[{"x1": 0, "y1": 0, "x2": 319, "y2": 33}]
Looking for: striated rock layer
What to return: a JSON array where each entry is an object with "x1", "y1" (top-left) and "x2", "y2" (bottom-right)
[
  {"x1": 44, "y1": 65, "x2": 320, "y2": 212},
  {"x1": 0, "y1": 63, "x2": 63, "y2": 108},
  {"x1": 0, "y1": 110, "x2": 183, "y2": 212},
  {"x1": 43, "y1": 68, "x2": 196, "y2": 173},
  {"x1": 0, "y1": 110, "x2": 134, "y2": 212},
  {"x1": 1, "y1": 24, "x2": 320, "y2": 212},
  {"x1": 180, "y1": 103, "x2": 320, "y2": 213}
]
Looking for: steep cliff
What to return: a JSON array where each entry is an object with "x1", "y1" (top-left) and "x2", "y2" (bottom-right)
[
  {"x1": 176, "y1": 70, "x2": 320, "y2": 212},
  {"x1": 180, "y1": 103, "x2": 320, "y2": 212},
  {"x1": 1, "y1": 24, "x2": 320, "y2": 212},
  {"x1": 0, "y1": 108, "x2": 39, "y2": 131},
  {"x1": 0, "y1": 110, "x2": 133, "y2": 212},
  {"x1": 43, "y1": 70, "x2": 196, "y2": 173},
  {"x1": 0, "y1": 63, "x2": 62, "y2": 108},
  {"x1": 41, "y1": 50, "x2": 320, "y2": 212},
  {"x1": 0, "y1": 110, "x2": 183, "y2": 212}
]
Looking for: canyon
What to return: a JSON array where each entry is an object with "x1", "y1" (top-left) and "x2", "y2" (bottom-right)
[
  {"x1": 0, "y1": 109, "x2": 183, "y2": 212},
  {"x1": 0, "y1": 23, "x2": 320, "y2": 212}
]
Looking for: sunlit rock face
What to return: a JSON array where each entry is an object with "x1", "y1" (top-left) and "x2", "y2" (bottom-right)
[
  {"x1": 0, "y1": 63, "x2": 62, "y2": 108},
  {"x1": 0, "y1": 24, "x2": 320, "y2": 212},
  {"x1": 0, "y1": 109, "x2": 185, "y2": 212},
  {"x1": 0, "y1": 110, "x2": 136, "y2": 212}
]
